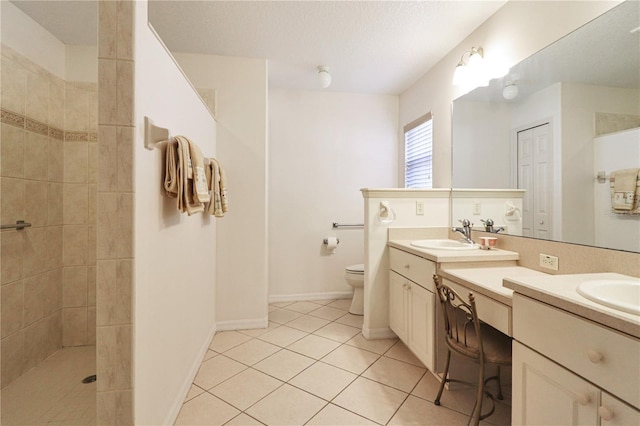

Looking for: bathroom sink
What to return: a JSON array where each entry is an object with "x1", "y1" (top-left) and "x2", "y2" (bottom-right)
[
  {"x1": 410, "y1": 239, "x2": 479, "y2": 251},
  {"x1": 577, "y1": 279, "x2": 640, "y2": 315}
]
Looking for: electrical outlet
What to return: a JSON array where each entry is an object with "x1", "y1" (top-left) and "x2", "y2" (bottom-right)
[
  {"x1": 539, "y1": 253, "x2": 559, "y2": 271},
  {"x1": 416, "y1": 201, "x2": 425, "y2": 215}
]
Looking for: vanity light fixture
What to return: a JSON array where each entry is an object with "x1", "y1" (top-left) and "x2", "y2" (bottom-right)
[
  {"x1": 317, "y1": 66, "x2": 331, "y2": 88},
  {"x1": 452, "y1": 47, "x2": 489, "y2": 88}
]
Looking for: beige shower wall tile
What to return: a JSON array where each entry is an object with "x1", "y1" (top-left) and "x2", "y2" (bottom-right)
[
  {"x1": 116, "y1": 325, "x2": 132, "y2": 388},
  {"x1": 88, "y1": 225, "x2": 97, "y2": 266},
  {"x1": 2, "y1": 331, "x2": 25, "y2": 387},
  {"x1": 88, "y1": 307, "x2": 97, "y2": 345},
  {"x1": 116, "y1": 61, "x2": 134, "y2": 126},
  {"x1": 63, "y1": 183, "x2": 89, "y2": 225},
  {"x1": 97, "y1": 260, "x2": 116, "y2": 326},
  {"x1": 24, "y1": 131, "x2": 49, "y2": 181},
  {"x1": 23, "y1": 273, "x2": 48, "y2": 325},
  {"x1": 88, "y1": 184, "x2": 98, "y2": 224},
  {"x1": 49, "y1": 78, "x2": 65, "y2": 129},
  {"x1": 1, "y1": 280, "x2": 24, "y2": 338},
  {"x1": 98, "y1": 59, "x2": 117, "y2": 125},
  {"x1": 24, "y1": 180, "x2": 49, "y2": 227},
  {"x1": 116, "y1": 194, "x2": 133, "y2": 258},
  {"x1": 98, "y1": 126, "x2": 117, "y2": 191},
  {"x1": 116, "y1": 0, "x2": 134, "y2": 60},
  {"x1": 97, "y1": 325, "x2": 132, "y2": 392},
  {"x1": 98, "y1": 0, "x2": 117, "y2": 59},
  {"x1": 116, "y1": 260, "x2": 132, "y2": 324},
  {"x1": 25, "y1": 69, "x2": 50, "y2": 124},
  {"x1": 64, "y1": 141, "x2": 89, "y2": 183},
  {"x1": 63, "y1": 307, "x2": 88, "y2": 347},
  {"x1": 48, "y1": 182, "x2": 63, "y2": 226},
  {"x1": 1, "y1": 123, "x2": 25, "y2": 178},
  {"x1": 65, "y1": 83, "x2": 91, "y2": 131},
  {"x1": 48, "y1": 137, "x2": 64, "y2": 182},
  {"x1": 63, "y1": 266, "x2": 88, "y2": 307},
  {"x1": 117, "y1": 126, "x2": 133, "y2": 191},
  {"x1": 48, "y1": 267, "x2": 63, "y2": 314},
  {"x1": 1, "y1": 55, "x2": 27, "y2": 115},
  {"x1": 47, "y1": 310, "x2": 63, "y2": 353},
  {"x1": 1, "y1": 177, "x2": 25, "y2": 226},
  {"x1": 87, "y1": 265, "x2": 97, "y2": 306},
  {"x1": 46, "y1": 226, "x2": 63, "y2": 269},
  {"x1": 1, "y1": 229, "x2": 25, "y2": 284},
  {"x1": 63, "y1": 225, "x2": 89, "y2": 266},
  {"x1": 97, "y1": 389, "x2": 133, "y2": 425},
  {"x1": 24, "y1": 316, "x2": 51, "y2": 371},
  {"x1": 89, "y1": 91, "x2": 99, "y2": 131},
  {"x1": 89, "y1": 142, "x2": 98, "y2": 184},
  {"x1": 23, "y1": 227, "x2": 48, "y2": 277},
  {"x1": 97, "y1": 193, "x2": 117, "y2": 259}
]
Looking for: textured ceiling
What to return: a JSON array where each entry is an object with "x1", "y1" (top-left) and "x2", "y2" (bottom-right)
[{"x1": 10, "y1": 0, "x2": 507, "y2": 94}]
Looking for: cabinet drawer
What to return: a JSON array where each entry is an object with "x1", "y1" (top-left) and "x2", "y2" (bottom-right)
[
  {"x1": 513, "y1": 294, "x2": 640, "y2": 409},
  {"x1": 389, "y1": 248, "x2": 435, "y2": 291},
  {"x1": 444, "y1": 278, "x2": 512, "y2": 337}
]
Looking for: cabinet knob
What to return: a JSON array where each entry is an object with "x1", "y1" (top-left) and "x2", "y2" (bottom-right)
[
  {"x1": 576, "y1": 393, "x2": 590, "y2": 406},
  {"x1": 598, "y1": 405, "x2": 614, "y2": 421},
  {"x1": 587, "y1": 349, "x2": 604, "y2": 364}
]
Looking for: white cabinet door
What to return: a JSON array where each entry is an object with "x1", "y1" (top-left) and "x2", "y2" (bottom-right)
[
  {"x1": 600, "y1": 392, "x2": 640, "y2": 426},
  {"x1": 389, "y1": 271, "x2": 408, "y2": 342},
  {"x1": 513, "y1": 341, "x2": 598, "y2": 426},
  {"x1": 408, "y1": 283, "x2": 435, "y2": 371}
]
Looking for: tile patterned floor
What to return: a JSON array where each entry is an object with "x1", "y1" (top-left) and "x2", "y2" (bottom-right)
[{"x1": 175, "y1": 299, "x2": 511, "y2": 425}]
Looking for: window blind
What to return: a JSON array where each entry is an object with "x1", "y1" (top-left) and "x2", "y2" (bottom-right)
[{"x1": 404, "y1": 113, "x2": 433, "y2": 189}]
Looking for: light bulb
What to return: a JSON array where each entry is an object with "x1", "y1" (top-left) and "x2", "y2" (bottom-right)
[
  {"x1": 452, "y1": 62, "x2": 467, "y2": 86},
  {"x1": 317, "y1": 66, "x2": 331, "y2": 88},
  {"x1": 502, "y1": 83, "x2": 519, "y2": 100}
]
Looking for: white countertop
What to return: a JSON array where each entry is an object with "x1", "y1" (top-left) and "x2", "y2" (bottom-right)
[
  {"x1": 388, "y1": 240, "x2": 520, "y2": 263},
  {"x1": 439, "y1": 265, "x2": 549, "y2": 306},
  {"x1": 504, "y1": 272, "x2": 640, "y2": 339}
]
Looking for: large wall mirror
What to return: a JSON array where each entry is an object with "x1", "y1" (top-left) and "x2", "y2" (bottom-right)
[{"x1": 452, "y1": 0, "x2": 640, "y2": 253}]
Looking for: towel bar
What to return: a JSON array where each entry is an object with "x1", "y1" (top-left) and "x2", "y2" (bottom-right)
[
  {"x1": 144, "y1": 116, "x2": 171, "y2": 150},
  {"x1": 332, "y1": 222, "x2": 364, "y2": 229},
  {"x1": 1, "y1": 220, "x2": 32, "y2": 230}
]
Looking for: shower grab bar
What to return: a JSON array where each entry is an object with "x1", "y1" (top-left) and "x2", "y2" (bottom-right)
[
  {"x1": 332, "y1": 222, "x2": 364, "y2": 229},
  {"x1": 1, "y1": 220, "x2": 32, "y2": 230}
]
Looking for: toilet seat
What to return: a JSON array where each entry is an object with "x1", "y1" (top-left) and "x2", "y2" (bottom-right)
[{"x1": 346, "y1": 264, "x2": 364, "y2": 274}]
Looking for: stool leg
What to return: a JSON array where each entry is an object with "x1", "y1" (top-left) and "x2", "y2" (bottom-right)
[
  {"x1": 495, "y1": 366, "x2": 504, "y2": 400},
  {"x1": 434, "y1": 350, "x2": 451, "y2": 406},
  {"x1": 470, "y1": 362, "x2": 485, "y2": 426}
]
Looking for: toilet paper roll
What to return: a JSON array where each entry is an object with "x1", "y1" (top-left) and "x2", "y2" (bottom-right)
[{"x1": 325, "y1": 237, "x2": 339, "y2": 252}]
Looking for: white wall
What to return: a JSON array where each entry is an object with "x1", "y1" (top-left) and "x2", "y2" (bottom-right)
[
  {"x1": 400, "y1": 1, "x2": 620, "y2": 189},
  {"x1": 561, "y1": 83, "x2": 640, "y2": 246},
  {"x1": 133, "y1": 6, "x2": 217, "y2": 425},
  {"x1": 173, "y1": 53, "x2": 269, "y2": 330},
  {"x1": 594, "y1": 128, "x2": 640, "y2": 252},
  {"x1": 269, "y1": 90, "x2": 398, "y2": 300},
  {"x1": 1, "y1": 1, "x2": 66, "y2": 79}
]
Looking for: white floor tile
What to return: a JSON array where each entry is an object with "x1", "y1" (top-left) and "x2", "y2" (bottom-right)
[
  {"x1": 224, "y1": 412, "x2": 265, "y2": 425},
  {"x1": 313, "y1": 322, "x2": 362, "y2": 343},
  {"x1": 246, "y1": 384, "x2": 327, "y2": 426},
  {"x1": 174, "y1": 392, "x2": 240, "y2": 425},
  {"x1": 346, "y1": 334, "x2": 398, "y2": 355},
  {"x1": 335, "y1": 312, "x2": 364, "y2": 328},
  {"x1": 185, "y1": 384, "x2": 206, "y2": 402},
  {"x1": 388, "y1": 394, "x2": 469, "y2": 425},
  {"x1": 287, "y1": 334, "x2": 342, "y2": 359},
  {"x1": 253, "y1": 349, "x2": 315, "y2": 382},
  {"x1": 308, "y1": 305, "x2": 348, "y2": 321},
  {"x1": 307, "y1": 403, "x2": 378, "y2": 425},
  {"x1": 286, "y1": 314, "x2": 331, "y2": 333},
  {"x1": 362, "y1": 356, "x2": 426, "y2": 392},
  {"x1": 239, "y1": 321, "x2": 281, "y2": 337},
  {"x1": 321, "y1": 345, "x2": 380, "y2": 375},
  {"x1": 223, "y1": 338, "x2": 281, "y2": 366},
  {"x1": 289, "y1": 361, "x2": 357, "y2": 401},
  {"x1": 268, "y1": 308, "x2": 303, "y2": 324},
  {"x1": 211, "y1": 368, "x2": 282, "y2": 411},
  {"x1": 384, "y1": 340, "x2": 424, "y2": 366},
  {"x1": 286, "y1": 301, "x2": 324, "y2": 314},
  {"x1": 209, "y1": 331, "x2": 252, "y2": 353},
  {"x1": 326, "y1": 299, "x2": 353, "y2": 311},
  {"x1": 258, "y1": 324, "x2": 308, "y2": 347},
  {"x1": 193, "y1": 355, "x2": 247, "y2": 390},
  {"x1": 333, "y1": 377, "x2": 408, "y2": 425}
]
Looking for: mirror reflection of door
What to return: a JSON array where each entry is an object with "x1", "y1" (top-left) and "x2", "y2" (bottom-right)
[{"x1": 517, "y1": 123, "x2": 552, "y2": 238}]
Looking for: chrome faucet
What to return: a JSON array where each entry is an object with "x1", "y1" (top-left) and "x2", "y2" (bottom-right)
[
  {"x1": 452, "y1": 219, "x2": 474, "y2": 244},
  {"x1": 480, "y1": 218, "x2": 505, "y2": 233}
]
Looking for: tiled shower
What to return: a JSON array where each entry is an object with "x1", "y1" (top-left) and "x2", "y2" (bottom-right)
[{"x1": 1, "y1": 45, "x2": 97, "y2": 388}]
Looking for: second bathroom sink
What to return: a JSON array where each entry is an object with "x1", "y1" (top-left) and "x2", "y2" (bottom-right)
[
  {"x1": 577, "y1": 279, "x2": 640, "y2": 315},
  {"x1": 410, "y1": 239, "x2": 479, "y2": 251}
]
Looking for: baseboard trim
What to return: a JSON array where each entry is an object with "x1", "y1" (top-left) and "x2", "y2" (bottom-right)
[
  {"x1": 363, "y1": 326, "x2": 396, "y2": 340},
  {"x1": 165, "y1": 321, "x2": 217, "y2": 425},
  {"x1": 269, "y1": 291, "x2": 353, "y2": 303},
  {"x1": 216, "y1": 316, "x2": 268, "y2": 332}
]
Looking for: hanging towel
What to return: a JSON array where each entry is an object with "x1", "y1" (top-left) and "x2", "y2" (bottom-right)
[
  {"x1": 163, "y1": 136, "x2": 204, "y2": 215},
  {"x1": 217, "y1": 158, "x2": 229, "y2": 213},
  {"x1": 610, "y1": 168, "x2": 640, "y2": 211},
  {"x1": 206, "y1": 158, "x2": 224, "y2": 217},
  {"x1": 187, "y1": 138, "x2": 211, "y2": 204},
  {"x1": 164, "y1": 140, "x2": 179, "y2": 200}
]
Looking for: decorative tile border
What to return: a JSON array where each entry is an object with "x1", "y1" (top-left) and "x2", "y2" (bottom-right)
[{"x1": 0, "y1": 108, "x2": 95, "y2": 142}]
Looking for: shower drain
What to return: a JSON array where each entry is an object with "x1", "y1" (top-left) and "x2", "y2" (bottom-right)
[{"x1": 82, "y1": 374, "x2": 97, "y2": 384}]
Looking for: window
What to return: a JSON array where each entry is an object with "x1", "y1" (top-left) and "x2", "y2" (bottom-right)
[{"x1": 404, "y1": 112, "x2": 433, "y2": 188}]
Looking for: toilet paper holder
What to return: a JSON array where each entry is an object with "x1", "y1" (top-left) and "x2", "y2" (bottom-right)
[{"x1": 323, "y1": 238, "x2": 340, "y2": 245}]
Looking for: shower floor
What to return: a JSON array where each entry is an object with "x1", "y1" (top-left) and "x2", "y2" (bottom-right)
[{"x1": 1, "y1": 345, "x2": 96, "y2": 425}]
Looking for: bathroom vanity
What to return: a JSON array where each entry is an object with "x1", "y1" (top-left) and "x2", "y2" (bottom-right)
[{"x1": 505, "y1": 274, "x2": 640, "y2": 425}]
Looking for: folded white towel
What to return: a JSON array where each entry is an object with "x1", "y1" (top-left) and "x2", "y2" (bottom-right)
[{"x1": 610, "y1": 168, "x2": 640, "y2": 211}]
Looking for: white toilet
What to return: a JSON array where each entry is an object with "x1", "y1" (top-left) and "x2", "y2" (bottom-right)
[{"x1": 345, "y1": 264, "x2": 365, "y2": 315}]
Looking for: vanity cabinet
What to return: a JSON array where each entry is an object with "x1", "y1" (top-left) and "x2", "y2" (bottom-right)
[
  {"x1": 512, "y1": 294, "x2": 640, "y2": 425},
  {"x1": 389, "y1": 248, "x2": 436, "y2": 371}
]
